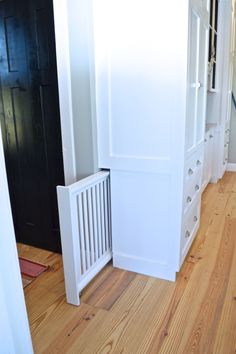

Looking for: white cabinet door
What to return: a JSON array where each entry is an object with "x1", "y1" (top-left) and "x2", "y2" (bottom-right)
[
  {"x1": 94, "y1": 1, "x2": 189, "y2": 174},
  {"x1": 186, "y1": 8, "x2": 200, "y2": 153},
  {"x1": 186, "y1": 5, "x2": 208, "y2": 154},
  {"x1": 196, "y1": 19, "x2": 209, "y2": 145}
]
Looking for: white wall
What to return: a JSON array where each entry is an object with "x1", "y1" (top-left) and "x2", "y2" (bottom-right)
[
  {"x1": 0, "y1": 128, "x2": 33, "y2": 354},
  {"x1": 229, "y1": 19, "x2": 236, "y2": 164},
  {"x1": 229, "y1": 101, "x2": 236, "y2": 163},
  {"x1": 67, "y1": 0, "x2": 98, "y2": 180},
  {"x1": 53, "y1": 0, "x2": 98, "y2": 184}
]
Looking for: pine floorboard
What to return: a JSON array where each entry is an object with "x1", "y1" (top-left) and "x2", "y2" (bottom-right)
[{"x1": 17, "y1": 172, "x2": 236, "y2": 353}]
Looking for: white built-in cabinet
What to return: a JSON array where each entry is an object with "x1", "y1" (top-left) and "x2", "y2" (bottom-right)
[
  {"x1": 93, "y1": 0, "x2": 209, "y2": 280},
  {"x1": 206, "y1": 0, "x2": 235, "y2": 181}
]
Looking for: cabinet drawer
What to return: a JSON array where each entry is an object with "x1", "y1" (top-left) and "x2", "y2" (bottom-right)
[
  {"x1": 185, "y1": 149, "x2": 204, "y2": 182},
  {"x1": 183, "y1": 167, "x2": 202, "y2": 213},
  {"x1": 223, "y1": 144, "x2": 229, "y2": 166},
  {"x1": 224, "y1": 128, "x2": 230, "y2": 144},
  {"x1": 180, "y1": 198, "x2": 201, "y2": 264}
]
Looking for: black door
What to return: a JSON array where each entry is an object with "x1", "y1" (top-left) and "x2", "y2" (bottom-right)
[{"x1": 0, "y1": 0, "x2": 64, "y2": 253}]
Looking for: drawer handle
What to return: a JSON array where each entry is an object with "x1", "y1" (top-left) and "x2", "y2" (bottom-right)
[
  {"x1": 185, "y1": 230, "x2": 191, "y2": 238},
  {"x1": 188, "y1": 168, "x2": 194, "y2": 175},
  {"x1": 196, "y1": 160, "x2": 201, "y2": 166},
  {"x1": 195, "y1": 184, "x2": 200, "y2": 191},
  {"x1": 210, "y1": 135, "x2": 214, "y2": 139},
  {"x1": 187, "y1": 196, "x2": 192, "y2": 203},
  {"x1": 193, "y1": 216, "x2": 198, "y2": 222},
  {"x1": 191, "y1": 81, "x2": 202, "y2": 89},
  {"x1": 204, "y1": 138, "x2": 207, "y2": 142}
]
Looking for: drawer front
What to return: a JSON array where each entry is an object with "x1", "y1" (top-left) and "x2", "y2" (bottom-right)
[
  {"x1": 183, "y1": 167, "x2": 202, "y2": 214},
  {"x1": 223, "y1": 144, "x2": 229, "y2": 166},
  {"x1": 222, "y1": 129, "x2": 230, "y2": 167},
  {"x1": 180, "y1": 198, "x2": 201, "y2": 264},
  {"x1": 224, "y1": 128, "x2": 230, "y2": 144},
  {"x1": 185, "y1": 149, "x2": 204, "y2": 183}
]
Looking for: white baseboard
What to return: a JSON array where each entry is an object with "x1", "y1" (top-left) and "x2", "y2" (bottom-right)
[
  {"x1": 227, "y1": 163, "x2": 236, "y2": 172},
  {"x1": 210, "y1": 176, "x2": 219, "y2": 184},
  {"x1": 113, "y1": 252, "x2": 176, "y2": 282}
]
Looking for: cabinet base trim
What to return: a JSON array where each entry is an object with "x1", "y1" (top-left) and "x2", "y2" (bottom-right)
[
  {"x1": 113, "y1": 252, "x2": 176, "y2": 281},
  {"x1": 227, "y1": 163, "x2": 236, "y2": 172},
  {"x1": 210, "y1": 176, "x2": 218, "y2": 184}
]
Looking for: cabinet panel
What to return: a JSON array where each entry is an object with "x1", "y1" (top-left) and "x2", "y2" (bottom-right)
[
  {"x1": 186, "y1": 4, "x2": 208, "y2": 154},
  {"x1": 186, "y1": 9, "x2": 200, "y2": 152},
  {"x1": 196, "y1": 21, "x2": 208, "y2": 144},
  {"x1": 94, "y1": 0, "x2": 189, "y2": 173}
]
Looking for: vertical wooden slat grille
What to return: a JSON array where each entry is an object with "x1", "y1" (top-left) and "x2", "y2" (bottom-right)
[
  {"x1": 87, "y1": 188, "x2": 95, "y2": 265},
  {"x1": 78, "y1": 194, "x2": 86, "y2": 274},
  {"x1": 92, "y1": 185, "x2": 99, "y2": 262},
  {"x1": 104, "y1": 179, "x2": 109, "y2": 252},
  {"x1": 57, "y1": 171, "x2": 112, "y2": 306},
  {"x1": 100, "y1": 182, "x2": 105, "y2": 254}
]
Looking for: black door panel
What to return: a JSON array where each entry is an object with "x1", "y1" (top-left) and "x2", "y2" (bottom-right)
[{"x1": 0, "y1": 0, "x2": 64, "y2": 252}]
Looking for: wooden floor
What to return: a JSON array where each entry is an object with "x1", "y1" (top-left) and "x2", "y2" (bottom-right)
[{"x1": 18, "y1": 172, "x2": 236, "y2": 354}]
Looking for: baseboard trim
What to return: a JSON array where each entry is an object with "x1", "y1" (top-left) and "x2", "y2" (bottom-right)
[
  {"x1": 113, "y1": 252, "x2": 176, "y2": 282},
  {"x1": 210, "y1": 176, "x2": 218, "y2": 184},
  {"x1": 227, "y1": 163, "x2": 236, "y2": 172}
]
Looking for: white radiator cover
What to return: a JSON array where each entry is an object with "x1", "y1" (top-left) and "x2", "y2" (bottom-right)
[{"x1": 57, "y1": 171, "x2": 112, "y2": 306}]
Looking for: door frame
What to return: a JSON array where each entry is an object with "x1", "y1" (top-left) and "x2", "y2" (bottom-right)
[
  {"x1": 0, "y1": 129, "x2": 33, "y2": 354},
  {"x1": 53, "y1": 0, "x2": 77, "y2": 186},
  {"x1": 53, "y1": 0, "x2": 98, "y2": 185}
]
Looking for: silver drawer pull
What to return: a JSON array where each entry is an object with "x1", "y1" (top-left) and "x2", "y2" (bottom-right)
[
  {"x1": 188, "y1": 168, "x2": 194, "y2": 175},
  {"x1": 193, "y1": 216, "x2": 198, "y2": 222},
  {"x1": 185, "y1": 230, "x2": 191, "y2": 238},
  {"x1": 191, "y1": 81, "x2": 202, "y2": 89},
  {"x1": 187, "y1": 196, "x2": 192, "y2": 203},
  {"x1": 195, "y1": 184, "x2": 200, "y2": 191},
  {"x1": 196, "y1": 160, "x2": 201, "y2": 166}
]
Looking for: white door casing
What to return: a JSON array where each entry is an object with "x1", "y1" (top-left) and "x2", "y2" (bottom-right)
[{"x1": 0, "y1": 128, "x2": 33, "y2": 354}]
